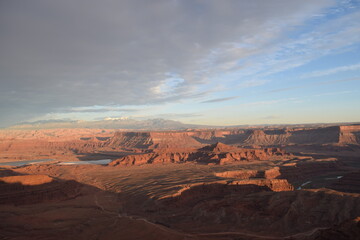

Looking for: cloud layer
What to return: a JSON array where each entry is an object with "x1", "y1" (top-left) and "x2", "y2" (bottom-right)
[{"x1": 1, "y1": 0, "x2": 359, "y2": 126}]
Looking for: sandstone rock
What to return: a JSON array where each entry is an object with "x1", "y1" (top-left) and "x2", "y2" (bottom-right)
[
  {"x1": 215, "y1": 170, "x2": 260, "y2": 179},
  {"x1": 231, "y1": 179, "x2": 294, "y2": 192},
  {"x1": 110, "y1": 143, "x2": 289, "y2": 166},
  {"x1": 0, "y1": 174, "x2": 82, "y2": 205}
]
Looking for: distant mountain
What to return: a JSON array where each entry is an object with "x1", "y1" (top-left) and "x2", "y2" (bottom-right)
[
  {"x1": 10, "y1": 118, "x2": 358, "y2": 131},
  {"x1": 8, "y1": 118, "x2": 210, "y2": 130}
]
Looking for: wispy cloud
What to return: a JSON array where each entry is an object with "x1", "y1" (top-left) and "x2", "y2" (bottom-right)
[
  {"x1": 240, "y1": 100, "x2": 281, "y2": 107},
  {"x1": 237, "y1": 79, "x2": 269, "y2": 88},
  {"x1": 267, "y1": 77, "x2": 360, "y2": 93},
  {"x1": 63, "y1": 106, "x2": 140, "y2": 113},
  {"x1": 201, "y1": 96, "x2": 239, "y2": 104},
  {"x1": 318, "y1": 77, "x2": 360, "y2": 85},
  {"x1": 267, "y1": 86, "x2": 301, "y2": 93},
  {"x1": 148, "y1": 113, "x2": 202, "y2": 119},
  {"x1": 313, "y1": 90, "x2": 357, "y2": 97},
  {"x1": 240, "y1": 98, "x2": 300, "y2": 107},
  {"x1": 301, "y1": 63, "x2": 360, "y2": 78},
  {"x1": 261, "y1": 115, "x2": 280, "y2": 120},
  {"x1": 1, "y1": 0, "x2": 359, "y2": 126},
  {"x1": 210, "y1": 9, "x2": 360, "y2": 83},
  {"x1": 131, "y1": 113, "x2": 203, "y2": 121}
]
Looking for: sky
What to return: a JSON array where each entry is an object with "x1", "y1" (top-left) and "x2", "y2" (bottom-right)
[{"x1": 0, "y1": 0, "x2": 360, "y2": 127}]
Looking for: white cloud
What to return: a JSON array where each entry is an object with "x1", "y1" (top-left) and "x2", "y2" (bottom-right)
[
  {"x1": 1, "y1": 0, "x2": 355, "y2": 126},
  {"x1": 301, "y1": 63, "x2": 360, "y2": 78},
  {"x1": 314, "y1": 90, "x2": 357, "y2": 97},
  {"x1": 239, "y1": 98, "x2": 301, "y2": 107},
  {"x1": 208, "y1": 9, "x2": 360, "y2": 82},
  {"x1": 237, "y1": 79, "x2": 269, "y2": 88}
]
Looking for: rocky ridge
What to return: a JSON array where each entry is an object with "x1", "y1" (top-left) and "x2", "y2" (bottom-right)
[
  {"x1": 0, "y1": 174, "x2": 82, "y2": 205},
  {"x1": 109, "y1": 142, "x2": 289, "y2": 166}
]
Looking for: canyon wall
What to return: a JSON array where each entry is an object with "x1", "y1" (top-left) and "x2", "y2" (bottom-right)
[
  {"x1": 109, "y1": 143, "x2": 289, "y2": 166},
  {"x1": 1, "y1": 124, "x2": 359, "y2": 162},
  {"x1": 106, "y1": 125, "x2": 360, "y2": 149}
]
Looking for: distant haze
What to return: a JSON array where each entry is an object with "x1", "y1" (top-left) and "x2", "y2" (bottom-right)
[{"x1": 1, "y1": 0, "x2": 359, "y2": 127}]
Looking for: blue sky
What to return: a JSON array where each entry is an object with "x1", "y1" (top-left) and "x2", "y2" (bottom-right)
[{"x1": 0, "y1": 0, "x2": 359, "y2": 127}]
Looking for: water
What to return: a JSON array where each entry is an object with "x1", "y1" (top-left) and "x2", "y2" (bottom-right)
[
  {"x1": 297, "y1": 176, "x2": 344, "y2": 190},
  {"x1": 0, "y1": 159, "x2": 112, "y2": 167},
  {"x1": 0, "y1": 159, "x2": 54, "y2": 166},
  {"x1": 58, "y1": 159, "x2": 112, "y2": 165},
  {"x1": 325, "y1": 175, "x2": 343, "y2": 180},
  {"x1": 297, "y1": 181, "x2": 312, "y2": 190}
]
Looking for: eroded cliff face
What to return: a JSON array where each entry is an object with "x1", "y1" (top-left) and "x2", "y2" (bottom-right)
[
  {"x1": 214, "y1": 159, "x2": 343, "y2": 183},
  {"x1": 240, "y1": 126, "x2": 360, "y2": 146},
  {"x1": 215, "y1": 169, "x2": 260, "y2": 179},
  {"x1": 107, "y1": 131, "x2": 204, "y2": 149},
  {"x1": 106, "y1": 126, "x2": 360, "y2": 150},
  {"x1": 231, "y1": 179, "x2": 294, "y2": 192},
  {"x1": 109, "y1": 142, "x2": 289, "y2": 166},
  {"x1": 0, "y1": 129, "x2": 113, "y2": 161},
  {"x1": 107, "y1": 132, "x2": 154, "y2": 149},
  {"x1": 1, "y1": 125, "x2": 359, "y2": 162},
  {"x1": 339, "y1": 126, "x2": 360, "y2": 145},
  {"x1": 264, "y1": 160, "x2": 344, "y2": 181}
]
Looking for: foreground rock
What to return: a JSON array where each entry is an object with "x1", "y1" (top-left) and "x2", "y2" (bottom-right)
[
  {"x1": 0, "y1": 174, "x2": 82, "y2": 205},
  {"x1": 0, "y1": 160, "x2": 358, "y2": 239},
  {"x1": 309, "y1": 217, "x2": 360, "y2": 240},
  {"x1": 159, "y1": 187, "x2": 360, "y2": 237}
]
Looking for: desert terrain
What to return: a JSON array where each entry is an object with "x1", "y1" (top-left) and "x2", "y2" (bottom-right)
[{"x1": 0, "y1": 124, "x2": 360, "y2": 239}]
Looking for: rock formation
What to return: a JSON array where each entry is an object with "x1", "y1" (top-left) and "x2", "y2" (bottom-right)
[
  {"x1": 310, "y1": 217, "x2": 360, "y2": 240},
  {"x1": 231, "y1": 179, "x2": 294, "y2": 192},
  {"x1": 0, "y1": 174, "x2": 82, "y2": 205},
  {"x1": 215, "y1": 159, "x2": 343, "y2": 184},
  {"x1": 215, "y1": 169, "x2": 260, "y2": 179},
  {"x1": 264, "y1": 159, "x2": 344, "y2": 181},
  {"x1": 160, "y1": 187, "x2": 360, "y2": 237},
  {"x1": 109, "y1": 142, "x2": 289, "y2": 166},
  {"x1": 1, "y1": 124, "x2": 359, "y2": 162}
]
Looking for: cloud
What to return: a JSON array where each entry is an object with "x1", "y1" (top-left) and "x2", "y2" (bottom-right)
[
  {"x1": 129, "y1": 112, "x2": 203, "y2": 121},
  {"x1": 239, "y1": 98, "x2": 300, "y2": 107},
  {"x1": 267, "y1": 86, "x2": 301, "y2": 93},
  {"x1": 0, "y1": 0, "x2": 345, "y2": 126},
  {"x1": 237, "y1": 79, "x2": 269, "y2": 88},
  {"x1": 313, "y1": 90, "x2": 357, "y2": 97},
  {"x1": 240, "y1": 99, "x2": 283, "y2": 107},
  {"x1": 62, "y1": 107, "x2": 140, "y2": 113},
  {"x1": 318, "y1": 77, "x2": 360, "y2": 85},
  {"x1": 201, "y1": 96, "x2": 239, "y2": 103},
  {"x1": 213, "y1": 8, "x2": 360, "y2": 82},
  {"x1": 301, "y1": 63, "x2": 360, "y2": 78},
  {"x1": 146, "y1": 113, "x2": 203, "y2": 119},
  {"x1": 261, "y1": 115, "x2": 280, "y2": 120},
  {"x1": 267, "y1": 77, "x2": 360, "y2": 93}
]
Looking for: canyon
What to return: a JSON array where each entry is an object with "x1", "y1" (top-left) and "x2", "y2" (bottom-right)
[
  {"x1": 1, "y1": 124, "x2": 359, "y2": 163},
  {"x1": 0, "y1": 124, "x2": 359, "y2": 239}
]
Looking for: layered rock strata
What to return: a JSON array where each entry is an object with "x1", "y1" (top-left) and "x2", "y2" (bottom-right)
[{"x1": 109, "y1": 142, "x2": 289, "y2": 166}]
